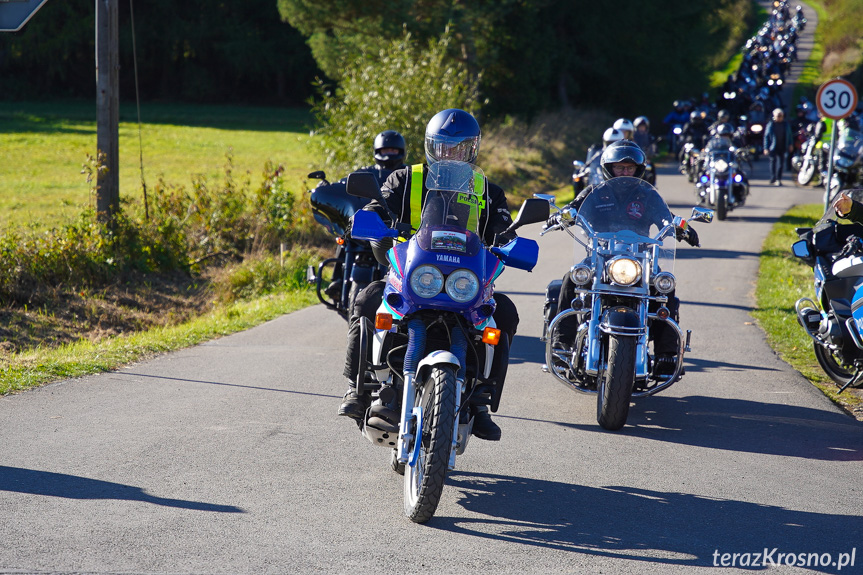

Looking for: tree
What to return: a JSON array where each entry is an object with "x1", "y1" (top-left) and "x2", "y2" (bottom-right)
[{"x1": 310, "y1": 27, "x2": 480, "y2": 176}]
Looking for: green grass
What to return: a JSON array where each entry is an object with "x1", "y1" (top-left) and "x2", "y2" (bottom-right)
[
  {"x1": 752, "y1": 203, "x2": 863, "y2": 413},
  {"x1": 0, "y1": 100, "x2": 315, "y2": 229},
  {"x1": 0, "y1": 288, "x2": 318, "y2": 395},
  {"x1": 709, "y1": 4, "x2": 770, "y2": 89}
]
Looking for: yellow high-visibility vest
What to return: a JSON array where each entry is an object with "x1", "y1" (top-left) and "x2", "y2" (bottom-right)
[{"x1": 408, "y1": 163, "x2": 486, "y2": 232}]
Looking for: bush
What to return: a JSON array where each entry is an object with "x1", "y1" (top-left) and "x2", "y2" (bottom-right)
[{"x1": 309, "y1": 27, "x2": 480, "y2": 177}]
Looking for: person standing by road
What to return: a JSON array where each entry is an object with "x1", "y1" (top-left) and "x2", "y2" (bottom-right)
[{"x1": 764, "y1": 108, "x2": 794, "y2": 186}]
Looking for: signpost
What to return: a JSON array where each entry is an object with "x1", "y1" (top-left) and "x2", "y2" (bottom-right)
[
  {"x1": 817, "y1": 78, "x2": 860, "y2": 209},
  {"x1": 0, "y1": 0, "x2": 49, "y2": 32}
]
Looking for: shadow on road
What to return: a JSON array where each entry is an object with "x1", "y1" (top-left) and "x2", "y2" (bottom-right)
[
  {"x1": 118, "y1": 372, "x2": 340, "y2": 399},
  {"x1": 0, "y1": 466, "x2": 244, "y2": 512},
  {"x1": 429, "y1": 471, "x2": 857, "y2": 569},
  {"x1": 500, "y1": 392, "x2": 862, "y2": 461}
]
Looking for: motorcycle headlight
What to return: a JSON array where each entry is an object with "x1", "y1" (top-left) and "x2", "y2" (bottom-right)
[
  {"x1": 653, "y1": 272, "x2": 676, "y2": 294},
  {"x1": 445, "y1": 269, "x2": 479, "y2": 303},
  {"x1": 607, "y1": 257, "x2": 642, "y2": 287},
  {"x1": 713, "y1": 159, "x2": 729, "y2": 172},
  {"x1": 570, "y1": 263, "x2": 594, "y2": 286},
  {"x1": 410, "y1": 265, "x2": 443, "y2": 299},
  {"x1": 673, "y1": 127, "x2": 683, "y2": 135},
  {"x1": 750, "y1": 124, "x2": 763, "y2": 133}
]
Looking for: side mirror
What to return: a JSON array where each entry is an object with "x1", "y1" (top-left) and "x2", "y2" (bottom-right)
[
  {"x1": 346, "y1": 171, "x2": 382, "y2": 200},
  {"x1": 307, "y1": 170, "x2": 326, "y2": 180},
  {"x1": 511, "y1": 198, "x2": 551, "y2": 229},
  {"x1": 572, "y1": 160, "x2": 586, "y2": 170},
  {"x1": 690, "y1": 207, "x2": 714, "y2": 223},
  {"x1": 792, "y1": 239, "x2": 811, "y2": 259},
  {"x1": 534, "y1": 193, "x2": 556, "y2": 204}
]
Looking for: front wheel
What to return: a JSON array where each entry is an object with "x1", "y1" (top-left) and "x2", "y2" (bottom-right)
[
  {"x1": 798, "y1": 156, "x2": 816, "y2": 185},
  {"x1": 813, "y1": 342, "x2": 855, "y2": 387},
  {"x1": 597, "y1": 335, "x2": 636, "y2": 431},
  {"x1": 715, "y1": 190, "x2": 728, "y2": 221},
  {"x1": 404, "y1": 366, "x2": 457, "y2": 523}
]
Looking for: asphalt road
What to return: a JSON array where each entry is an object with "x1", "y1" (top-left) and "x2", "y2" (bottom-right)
[{"x1": 3, "y1": 4, "x2": 862, "y2": 574}]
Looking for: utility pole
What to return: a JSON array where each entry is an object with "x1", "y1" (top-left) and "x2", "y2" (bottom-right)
[{"x1": 95, "y1": 0, "x2": 119, "y2": 224}]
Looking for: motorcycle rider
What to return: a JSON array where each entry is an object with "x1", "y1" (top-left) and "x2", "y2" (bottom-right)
[
  {"x1": 613, "y1": 118, "x2": 635, "y2": 140},
  {"x1": 551, "y1": 141, "x2": 700, "y2": 376},
  {"x1": 632, "y1": 116, "x2": 655, "y2": 157},
  {"x1": 337, "y1": 109, "x2": 518, "y2": 441},
  {"x1": 764, "y1": 107, "x2": 793, "y2": 185},
  {"x1": 663, "y1": 100, "x2": 690, "y2": 153},
  {"x1": 350, "y1": 130, "x2": 408, "y2": 186}
]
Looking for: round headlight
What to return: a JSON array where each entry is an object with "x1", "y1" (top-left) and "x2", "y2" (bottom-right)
[
  {"x1": 714, "y1": 159, "x2": 729, "y2": 172},
  {"x1": 410, "y1": 265, "x2": 443, "y2": 299},
  {"x1": 607, "y1": 257, "x2": 641, "y2": 286},
  {"x1": 750, "y1": 124, "x2": 763, "y2": 133},
  {"x1": 445, "y1": 269, "x2": 479, "y2": 303},
  {"x1": 570, "y1": 264, "x2": 593, "y2": 286},
  {"x1": 653, "y1": 271, "x2": 676, "y2": 294}
]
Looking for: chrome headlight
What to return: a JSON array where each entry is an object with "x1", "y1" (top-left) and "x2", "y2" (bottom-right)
[
  {"x1": 445, "y1": 269, "x2": 479, "y2": 303},
  {"x1": 750, "y1": 124, "x2": 763, "y2": 134},
  {"x1": 713, "y1": 159, "x2": 729, "y2": 173},
  {"x1": 607, "y1": 257, "x2": 642, "y2": 286},
  {"x1": 570, "y1": 264, "x2": 594, "y2": 286},
  {"x1": 410, "y1": 265, "x2": 443, "y2": 298},
  {"x1": 653, "y1": 271, "x2": 676, "y2": 294}
]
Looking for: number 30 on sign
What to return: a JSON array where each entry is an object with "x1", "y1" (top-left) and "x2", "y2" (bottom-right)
[{"x1": 816, "y1": 78, "x2": 859, "y2": 120}]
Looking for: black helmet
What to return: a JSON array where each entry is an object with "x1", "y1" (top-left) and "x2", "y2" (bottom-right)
[
  {"x1": 424, "y1": 109, "x2": 481, "y2": 164},
  {"x1": 715, "y1": 123, "x2": 735, "y2": 137},
  {"x1": 373, "y1": 130, "x2": 406, "y2": 169},
  {"x1": 600, "y1": 140, "x2": 646, "y2": 180}
]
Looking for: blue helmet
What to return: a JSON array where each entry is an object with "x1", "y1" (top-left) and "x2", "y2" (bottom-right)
[{"x1": 424, "y1": 108, "x2": 481, "y2": 164}]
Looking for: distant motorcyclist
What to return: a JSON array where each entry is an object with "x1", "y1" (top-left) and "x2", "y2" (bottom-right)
[
  {"x1": 681, "y1": 111, "x2": 710, "y2": 151},
  {"x1": 337, "y1": 109, "x2": 518, "y2": 441},
  {"x1": 349, "y1": 130, "x2": 408, "y2": 186},
  {"x1": 663, "y1": 100, "x2": 690, "y2": 152},
  {"x1": 551, "y1": 140, "x2": 699, "y2": 375},
  {"x1": 632, "y1": 116, "x2": 655, "y2": 155},
  {"x1": 613, "y1": 118, "x2": 635, "y2": 140},
  {"x1": 708, "y1": 110, "x2": 735, "y2": 135}
]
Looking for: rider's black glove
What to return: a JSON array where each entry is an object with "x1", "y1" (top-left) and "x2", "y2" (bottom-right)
[{"x1": 676, "y1": 225, "x2": 700, "y2": 247}]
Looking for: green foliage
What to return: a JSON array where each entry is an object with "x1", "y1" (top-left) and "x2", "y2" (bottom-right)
[
  {"x1": 310, "y1": 28, "x2": 480, "y2": 176},
  {"x1": 0, "y1": 154, "x2": 324, "y2": 306},
  {"x1": 0, "y1": 0, "x2": 319, "y2": 104},
  {"x1": 216, "y1": 249, "x2": 318, "y2": 303}
]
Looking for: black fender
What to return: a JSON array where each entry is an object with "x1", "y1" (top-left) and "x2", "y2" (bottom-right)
[{"x1": 600, "y1": 306, "x2": 642, "y2": 336}]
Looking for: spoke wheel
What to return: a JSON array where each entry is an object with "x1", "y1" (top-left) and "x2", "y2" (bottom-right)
[{"x1": 403, "y1": 366, "x2": 457, "y2": 523}]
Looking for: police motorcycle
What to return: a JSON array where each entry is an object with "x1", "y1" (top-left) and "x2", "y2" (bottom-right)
[
  {"x1": 826, "y1": 123, "x2": 863, "y2": 197},
  {"x1": 306, "y1": 170, "x2": 388, "y2": 318},
  {"x1": 345, "y1": 160, "x2": 549, "y2": 523},
  {"x1": 793, "y1": 188, "x2": 863, "y2": 393},
  {"x1": 537, "y1": 178, "x2": 713, "y2": 430},
  {"x1": 695, "y1": 136, "x2": 750, "y2": 221}
]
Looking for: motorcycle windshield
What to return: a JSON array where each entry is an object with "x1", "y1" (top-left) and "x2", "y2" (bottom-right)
[
  {"x1": 415, "y1": 160, "x2": 485, "y2": 257},
  {"x1": 575, "y1": 177, "x2": 676, "y2": 272},
  {"x1": 837, "y1": 129, "x2": 863, "y2": 158}
]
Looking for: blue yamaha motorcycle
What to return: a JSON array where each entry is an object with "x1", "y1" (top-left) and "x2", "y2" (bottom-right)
[{"x1": 346, "y1": 160, "x2": 548, "y2": 523}]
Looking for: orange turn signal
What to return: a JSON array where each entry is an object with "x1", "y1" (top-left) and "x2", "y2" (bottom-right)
[
  {"x1": 375, "y1": 313, "x2": 393, "y2": 330},
  {"x1": 336, "y1": 237, "x2": 346, "y2": 245},
  {"x1": 482, "y1": 327, "x2": 501, "y2": 345}
]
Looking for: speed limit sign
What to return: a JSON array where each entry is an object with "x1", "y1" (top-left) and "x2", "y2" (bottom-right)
[{"x1": 816, "y1": 78, "x2": 858, "y2": 120}]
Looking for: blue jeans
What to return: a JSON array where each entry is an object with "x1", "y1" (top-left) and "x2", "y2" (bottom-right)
[{"x1": 769, "y1": 152, "x2": 786, "y2": 182}]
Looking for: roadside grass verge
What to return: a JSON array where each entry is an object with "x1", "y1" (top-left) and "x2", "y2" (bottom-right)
[
  {"x1": 752, "y1": 202, "x2": 863, "y2": 416},
  {"x1": 0, "y1": 288, "x2": 318, "y2": 395},
  {"x1": 0, "y1": 101, "x2": 313, "y2": 230}
]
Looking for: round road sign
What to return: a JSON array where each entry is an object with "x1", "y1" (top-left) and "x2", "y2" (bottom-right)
[{"x1": 816, "y1": 78, "x2": 858, "y2": 120}]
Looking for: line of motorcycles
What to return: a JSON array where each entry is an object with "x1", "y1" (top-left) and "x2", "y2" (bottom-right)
[
  {"x1": 681, "y1": 136, "x2": 751, "y2": 221},
  {"x1": 307, "y1": 161, "x2": 714, "y2": 522},
  {"x1": 791, "y1": 113, "x2": 863, "y2": 195}
]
